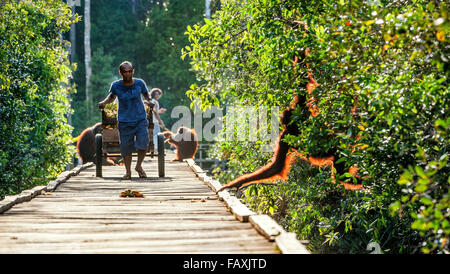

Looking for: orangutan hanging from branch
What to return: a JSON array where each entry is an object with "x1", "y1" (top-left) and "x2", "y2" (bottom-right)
[{"x1": 218, "y1": 21, "x2": 365, "y2": 193}]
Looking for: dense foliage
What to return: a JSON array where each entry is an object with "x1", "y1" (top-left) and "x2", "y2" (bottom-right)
[
  {"x1": 70, "y1": 0, "x2": 206, "y2": 136},
  {"x1": 0, "y1": 0, "x2": 78, "y2": 199},
  {"x1": 185, "y1": 0, "x2": 449, "y2": 253}
]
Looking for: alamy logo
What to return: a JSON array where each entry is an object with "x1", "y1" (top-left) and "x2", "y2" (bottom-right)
[
  {"x1": 169, "y1": 101, "x2": 280, "y2": 152},
  {"x1": 67, "y1": 0, "x2": 81, "y2": 6},
  {"x1": 366, "y1": 241, "x2": 383, "y2": 254}
]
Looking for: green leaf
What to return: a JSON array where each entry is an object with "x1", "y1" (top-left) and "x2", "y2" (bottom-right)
[
  {"x1": 439, "y1": 154, "x2": 448, "y2": 169},
  {"x1": 415, "y1": 166, "x2": 427, "y2": 179},
  {"x1": 420, "y1": 196, "x2": 433, "y2": 205},
  {"x1": 389, "y1": 201, "x2": 401, "y2": 215},
  {"x1": 434, "y1": 119, "x2": 448, "y2": 129},
  {"x1": 415, "y1": 184, "x2": 428, "y2": 193},
  {"x1": 204, "y1": 18, "x2": 212, "y2": 25},
  {"x1": 434, "y1": 210, "x2": 443, "y2": 219}
]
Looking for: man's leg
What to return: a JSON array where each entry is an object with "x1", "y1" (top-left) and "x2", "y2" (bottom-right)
[
  {"x1": 123, "y1": 154, "x2": 132, "y2": 177},
  {"x1": 134, "y1": 119, "x2": 150, "y2": 177},
  {"x1": 135, "y1": 149, "x2": 146, "y2": 172},
  {"x1": 118, "y1": 121, "x2": 135, "y2": 179}
]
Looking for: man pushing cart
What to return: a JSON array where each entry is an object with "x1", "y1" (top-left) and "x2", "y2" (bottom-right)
[{"x1": 97, "y1": 61, "x2": 165, "y2": 179}]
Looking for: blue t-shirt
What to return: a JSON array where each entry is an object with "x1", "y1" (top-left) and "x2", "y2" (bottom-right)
[{"x1": 108, "y1": 78, "x2": 148, "y2": 122}]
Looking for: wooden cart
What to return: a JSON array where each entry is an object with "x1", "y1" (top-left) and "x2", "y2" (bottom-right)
[{"x1": 95, "y1": 106, "x2": 165, "y2": 177}]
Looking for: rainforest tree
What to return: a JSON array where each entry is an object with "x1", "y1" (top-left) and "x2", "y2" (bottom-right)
[
  {"x1": 70, "y1": 0, "x2": 206, "y2": 136},
  {"x1": 0, "y1": 0, "x2": 78, "y2": 199},
  {"x1": 184, "y1": 0, "x2": 449, "y2": 253}
]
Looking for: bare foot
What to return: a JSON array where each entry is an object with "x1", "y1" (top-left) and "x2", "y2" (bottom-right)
[
  {"x1": 121, "y1": 173, "x2": 131, "y2": 180},
  {"x1": 135, "y1": 167, "x2": 147, "y2": 178}
]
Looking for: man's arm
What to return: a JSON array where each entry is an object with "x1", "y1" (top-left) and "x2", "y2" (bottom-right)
[
  {"x1": 142, "y1": 92, "x2": 154, "y2": 107},
  {"x1": 98, "y1": 93, "x2": 117, "y2": 109}
]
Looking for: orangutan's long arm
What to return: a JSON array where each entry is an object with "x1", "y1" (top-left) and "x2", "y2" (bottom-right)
[{"x1": 217, "y1": 130, "x2": 294, "y2": 192}]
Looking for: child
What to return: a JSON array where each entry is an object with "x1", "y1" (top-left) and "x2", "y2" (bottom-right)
[{"x1": 149, "y1": 88, "x2": 166, "y2": 150}]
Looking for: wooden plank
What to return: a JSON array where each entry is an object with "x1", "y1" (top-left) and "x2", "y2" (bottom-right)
[
  {"x1": 192, "y1": 164, "x2": 206, "y2": 175},
  {"x1": 185, "y1": 158, "x2": 196, "y2": 167},
  {"x1": 0, "y1": 217, "x2": 242, "y2": 226},
  {"x1": 0, "y1": 222, "x2": 257, "y2": 231},
  {"x1": 102, "y1": 128, "x2": 119, "y2": 142},
  {"x1": 181, "y1": 159, "x2": 309, "y2": 253},
  {"x1": 249, "y1": 214, "x2": 283, "y2": 241},
  {"x1": 0, "y1": 164, "x2": 93, "y2": 213},
  {"x1": 0, "y1": 152, "x2": 280, "y2": 254},
  {"x1": 217, "y1": 189, "x2": 230, "y2": 201},
  {"x1": 209, "y1": 179, "x2": 223, "y2": 193},
  {"x1": 221, "y1": 196, "x2": 255, "y2": 222},
  {"x1": 0, "y1": 242, "x2": 277, "y2": 254},
  {"x1": 275, "y1": 232, "x2": 310, "y2": 254},
  {"x1": 200, "y1": 176, "x2": 223, "y2": 193},
  {"x1": 185, "y1": 158, "x2": 206, "y2": 176},
  {"x1": 0, "y1": 235, "x2": 273, "y2": 247}
]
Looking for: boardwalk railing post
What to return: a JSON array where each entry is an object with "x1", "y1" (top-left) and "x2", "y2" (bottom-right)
[
  {"x1": 157, "y1": 133, "x2": 165, "y2": 177},
  {"x1": 95, "y1": 133, "x2": 102, "y2": 177}
]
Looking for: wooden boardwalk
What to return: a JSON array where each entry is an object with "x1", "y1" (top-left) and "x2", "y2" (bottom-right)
[{"x1": 0, "y1": 152, "x2": 280, "y2": 254}]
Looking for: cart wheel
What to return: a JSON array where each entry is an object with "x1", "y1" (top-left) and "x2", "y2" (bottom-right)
[
  {"x1": 157, "y1": 133, "x2": 165, "y2": 177},
  {"x1": 95, "y1": 133, "x2": 102, "y2": 177}
]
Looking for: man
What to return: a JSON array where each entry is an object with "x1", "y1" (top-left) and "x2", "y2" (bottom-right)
[{"x1": 98, "y1": 61, "x2": 151, "y2": 180}]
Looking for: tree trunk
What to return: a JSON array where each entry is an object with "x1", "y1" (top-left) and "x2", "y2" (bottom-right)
[
  {"x1": 68, "y1": 3, "x2": 77, "y2": 126},
  {"x1": 84, "y1": 0, "x2": 91, "y2": 120},
  {"x1": 70, "y1": 4, "x2": 76, "y2": 62},
  {"x1": 205, "y1": 0, "x2": 211, "y2": 19},
  {"x1": 131, "y1": 0, "x2": 137, "y2": 16}
]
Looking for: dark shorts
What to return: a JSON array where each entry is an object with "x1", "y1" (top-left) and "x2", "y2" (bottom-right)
[{"x1": 118, "y1": 119, "x2": 149, "y2": 157}]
